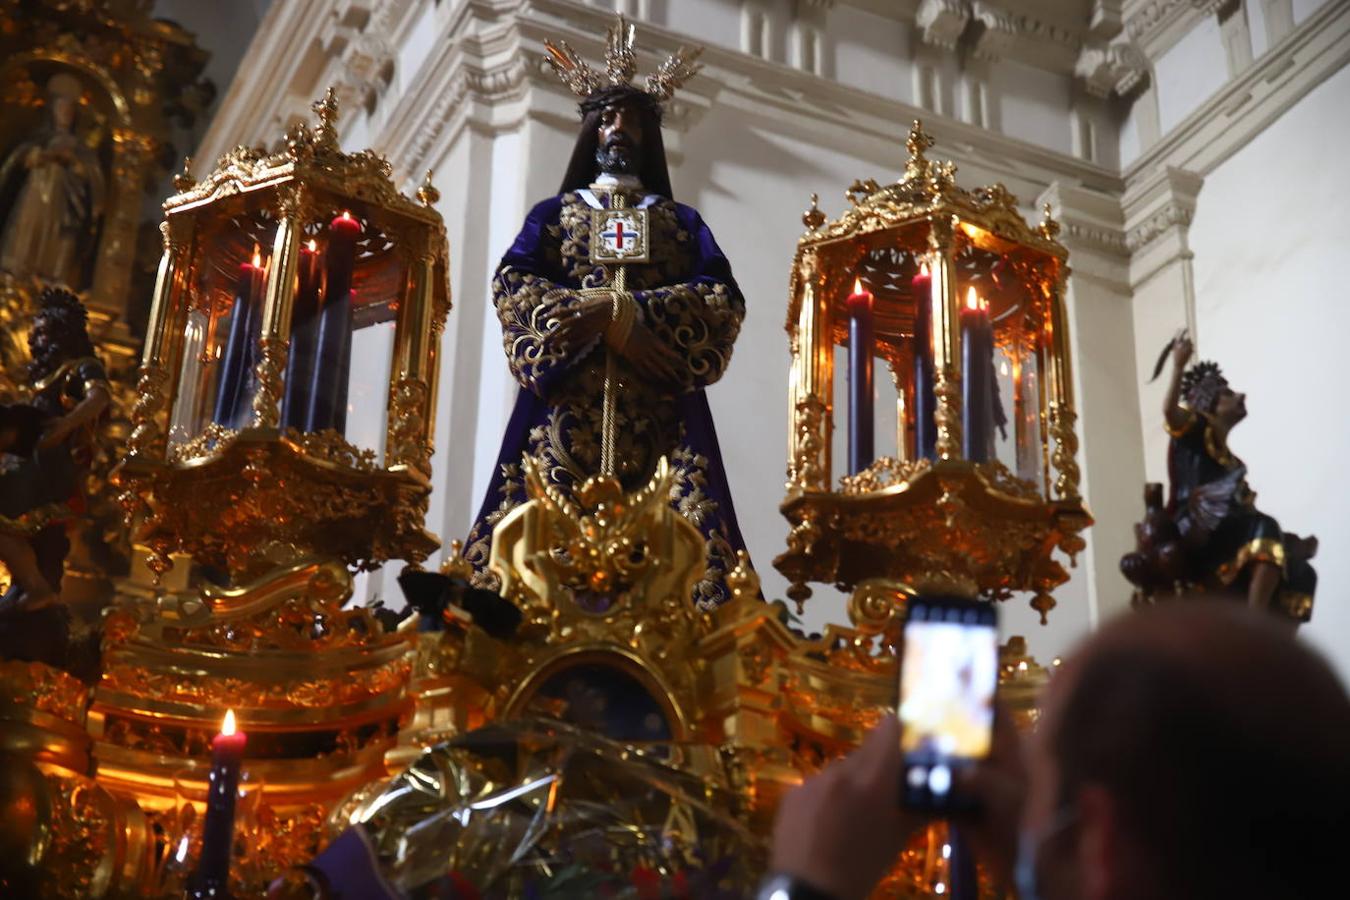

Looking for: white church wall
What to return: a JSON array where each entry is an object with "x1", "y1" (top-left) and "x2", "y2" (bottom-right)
[
  {"x1": 664, "y1": 0, "x2": 743, "y2": 53},
  {"x1": 1186, "y1": 61, "x2": 1350, "y2": 679},
  {"x1": 995, "y1": 60, "x2": 1074, "y2": 155},
  {"x1": 1293, "y1": 0, "x2": 1332, "y2": 26},
  {"x1": 832, "y1": 5, "x2": 913, "y2": 105},
  {"x1": 1153, "y1": 14, "x2": 1228, "y2": 135}
]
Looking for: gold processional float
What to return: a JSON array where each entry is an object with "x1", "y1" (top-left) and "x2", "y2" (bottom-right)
[{"x1": 0, "y1": 88, "x2": 1083, "y2": 898}]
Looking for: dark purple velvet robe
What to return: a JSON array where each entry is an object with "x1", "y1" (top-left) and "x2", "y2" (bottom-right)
[{"x1": 464, "y1": 189, "x2": 750, "y2": 609}]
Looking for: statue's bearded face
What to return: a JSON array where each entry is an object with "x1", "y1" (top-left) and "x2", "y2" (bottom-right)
[{"x1": 595, "y1": 100, "x2": 644, "y2": 176}]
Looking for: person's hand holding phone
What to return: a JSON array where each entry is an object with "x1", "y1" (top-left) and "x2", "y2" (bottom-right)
[
  {"x1": 953, "y1": 705, "x2": 1028, "y2": 889},
  {"x1": 768, "y1": 716, "x2": 922, "y2": 900}
]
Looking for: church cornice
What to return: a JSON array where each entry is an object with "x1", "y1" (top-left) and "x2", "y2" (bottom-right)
[
  {"x1": 1122, "y1": 0, "x2": 1350, "y2": 186},
  {"x1": 524, "y1": 0, "x2": 1119, "y2": 194}
]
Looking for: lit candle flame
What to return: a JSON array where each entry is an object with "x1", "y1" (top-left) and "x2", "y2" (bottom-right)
[
  {"x1": 1000, "y1": 359, "x2": 1009, "y2": 376},
  {"x1": 853, "y1": 277, "x2": 865, "y2": 295},
  {"x1": 341, "y1": 210, "x2": 354, "y2": 222},
  {"x1": 222, "y1": 709, "x2": 237, "y2": 736},
  {"x1": 251, "y1": 250, "x2": 262, "y2": 269},
  {"x1": 307, "y1": 239, "x2": 317, "y2": 252},
  {"x1": 966, "y1": 286, "x2": 979, "y2": 310},
  {"x1": 920, "y1": 261, "x2": 929, "y2": 276}
]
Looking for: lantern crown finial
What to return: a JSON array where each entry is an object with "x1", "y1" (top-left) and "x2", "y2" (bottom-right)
[
  {"x1": 802, "y1": 192, "x2": 826, "y2": 231},
  {"x1": 313, "y1": 87, "x2": 340, "y2": 147},
  {"x1": 1038, "y1": 201, "x2": 1062, "y2": 240},
  {"x1": 904, "y1": 119, "x2": 935, "y2": 181},
  {"x1": 418, "y1": 169, "x2": 441, "y2": 207}
]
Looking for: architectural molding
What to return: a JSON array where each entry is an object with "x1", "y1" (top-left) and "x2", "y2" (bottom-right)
[
  {"x1": 915, "y1": 0, "x2": 971, "y2": 51},
  {"x1": 1075, "y1": 38, "x2": 1149, "y2": 97},
  {"x1": 1124, "y1": 201, "x2": 1192, "y2": 252},
  {"x1": 527, "y1": 0, "x2": 1120, "y2": 193},
  {"x1": 1124, "y1": 0, "x2": 1198, "y2": 58},
  {"x1": 971, "y1": 2, "x2": 1018, "y2": 61},
  {"x1": 1038, "y1": 181, "x2": 1131, "y2": 262},
  {"x1": 1121, "y1": 165, "x2": 1202, "y2": 299},
  {"x1": 1123, "y1": 0, "x2": 1350, "y2": 184}
]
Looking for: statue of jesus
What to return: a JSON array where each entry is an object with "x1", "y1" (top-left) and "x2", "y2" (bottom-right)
[{"x1": 464, "y1": 17, "x2": 751, "y2": 609}]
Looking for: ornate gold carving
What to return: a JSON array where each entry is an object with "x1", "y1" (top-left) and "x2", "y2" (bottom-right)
[
  {"x1": 387, "y1": 378, "x2": 431, "y2": 474},
  {"x1": 839, "y1": 457, "x2": 932, "y2": 494},
  {"x1": 0, "y1": 660, "x2": 89, "y2": 726},
  {"x1": 125, "y1": 364, "x2": 169, "y2": 457},
  {"x1": 933, "y1": 368, "x2": 962, "y2": 460},
  {"x1": 1048, "y1": 402, "x2": 1082, "y2": 501},
  {"x1": 416, "y1": 169, "x2": 440, "y2": 207},
  {"x1": 802, "y1": 192, "x2": 826, "y2": 232},
  {"x1": 999, "y1": 635, "x2": 1052, "y2": 731},
  {"x1": 777, "y1": 459, "x2": 1088, "y2": 599},
  {"x1": 788, "y1": 396, "x2": 829, "y2": 492},
  {"x1": 492, "y1": 455, "x2": 705, "y2": 624},
  {"x1": 249, "y1": 337, "x2": 288, "y2": 430}
]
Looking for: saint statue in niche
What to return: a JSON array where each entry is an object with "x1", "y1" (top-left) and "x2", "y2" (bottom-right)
[
  {"x1": 462, "y1": 18, "x2": 753, "y2": 610},
  {"x1": 0, "y1": 72, "x2": 106, "y2": 288}
]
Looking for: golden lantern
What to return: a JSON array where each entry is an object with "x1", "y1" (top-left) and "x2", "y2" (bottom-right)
[
  {"x1": 83, "y1": 89, "x2": 450, "y2": 880},
  {"x1": 115, "y1": 88, "x2": 448, "y2": 580},
  {"x1": 777, "y1": 121, "x2": 1091, "y2": 624}
]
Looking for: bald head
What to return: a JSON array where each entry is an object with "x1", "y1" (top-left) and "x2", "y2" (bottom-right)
[{"x1": 1041, "y1": 602, "x2": 1350, "y2": 900}]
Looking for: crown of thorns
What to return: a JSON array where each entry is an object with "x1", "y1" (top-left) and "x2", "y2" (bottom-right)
[
  {"x1": 1181, "y1": 360, "x2": 1228, "y2": 411},
  {"x1": 543, "y1": 14, "x2": 703, "y2": 107}
]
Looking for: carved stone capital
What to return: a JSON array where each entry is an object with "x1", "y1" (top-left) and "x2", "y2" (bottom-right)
[
  {"x1": 1075, "y1": 39, "x2": 1149, "y2": 98},
  {"x1": 916, "y1": 0, "x2": 972, "y2": 51},
  {"x1": 1125, "y1": 203, "x2": 1193, "y2": 252},
  {"x1": 971, "y1": 2, "x2": 1017, "y2": 61},
  {"x1": 1039, "y1": 181, "x2": 1130, "y2": 260},
  {"x1": 1122, "y1": 165, "x2": 1203, "y2": 251}
]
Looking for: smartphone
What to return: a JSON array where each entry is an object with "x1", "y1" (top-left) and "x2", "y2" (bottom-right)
[{"x1": 897, "y1": 596, "x2": 999, "y2": 813}]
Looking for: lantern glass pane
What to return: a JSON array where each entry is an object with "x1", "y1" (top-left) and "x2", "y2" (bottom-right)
[
  {"x1": 168, "y1": 216, "x2": 280, "y2": 446},
  {"x1": 278, "y1": 209, "x2": 404, "y2": 463}
]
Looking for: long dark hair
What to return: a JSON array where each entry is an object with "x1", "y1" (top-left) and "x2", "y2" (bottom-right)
[{"x1": 558, "y1": 88, "x2": 674, "y2": 200}]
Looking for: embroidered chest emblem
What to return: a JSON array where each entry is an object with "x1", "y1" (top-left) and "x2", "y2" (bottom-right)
[{"x1": 590, "y1": 208, "x2": 650, "y2": 263}]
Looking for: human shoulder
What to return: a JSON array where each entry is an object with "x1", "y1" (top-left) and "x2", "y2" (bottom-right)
[
  {"x1": 524, "y1": 195, "x2": 567, "y2": 223},
  {"x1": 669, "y1": 200, "x2": 712, "y2": 232}
]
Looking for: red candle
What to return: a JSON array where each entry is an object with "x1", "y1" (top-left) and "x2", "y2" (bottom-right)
[
  {"x1": 192, "y1": 709, "x2": 246, "y2": 897},
  {"x1": 326, "y1": 210, "x2": 361, "y2": 309},
  {"x1": 847, "y1": 277, "x2": 875, "y2": 475}
]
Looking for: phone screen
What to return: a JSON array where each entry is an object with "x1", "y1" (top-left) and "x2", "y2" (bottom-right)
[{"x1": 898, "y1": 598, "x2": 998, "y2": 811}]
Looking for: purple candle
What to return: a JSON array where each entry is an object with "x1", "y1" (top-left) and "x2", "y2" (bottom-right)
[
  {"x1": 912, "y1": 263, "x2": 936, "y2": 460},
  {"x1": 191, "y1": 709, "x2": 246, "y2": 897},
  {"x1": 305, "y1": 212, "x2": 361, "y2": 433},
  {"x1": 961, "y1": 288, "x2": 993, "y2": 462},
  {"x1": 847, "y1": 277, "x2": 875, "y2": 475}
]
